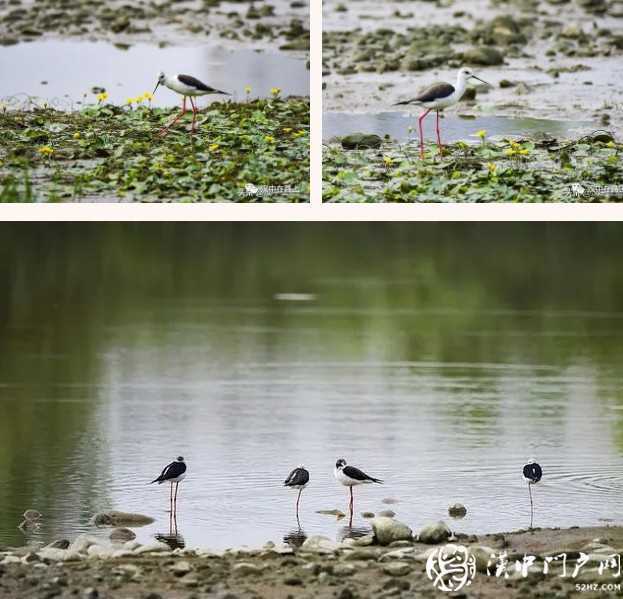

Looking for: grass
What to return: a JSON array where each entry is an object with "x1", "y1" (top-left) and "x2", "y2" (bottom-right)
[
  {"x1": 323, "y1": 134, "x2": 622, "y2": 202},
  {"x1": 0, "y1": 98, "x2": 309, "y2": 202}
]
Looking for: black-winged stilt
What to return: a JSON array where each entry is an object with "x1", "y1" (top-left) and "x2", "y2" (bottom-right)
[
  {"x1": 152, "y1": 72, "x2": 230, "y2": 135},
  {"x1": 284, "y1": 466, "x2": 309, "y2": 519},
  {"x1": 395, "y1": 67, "x2": 491, "y2": 159},
  {"x1": 334, "y1": 458, "x2": 382, "y2": 522},
  {"x1": 522, "y1": 460, "x2": 542, "y2": 529},
  {"x1": 151, "y1": 456, "x2": 187, "y2": 512}
]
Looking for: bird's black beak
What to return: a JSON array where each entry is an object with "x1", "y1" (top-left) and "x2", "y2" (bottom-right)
[
  {"x1": 471, "y1": 75, "x2": 491, "y2": 86},
  {"x1": 153, "y1": 81, "x2": 161, "y2": 95}
]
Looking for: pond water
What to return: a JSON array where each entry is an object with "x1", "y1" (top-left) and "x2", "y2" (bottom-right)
[
  {"x1": 323, "y1": 112, "x2": 592, "y2": 143},
  {"x1": 1, "y1": 224, "x2": 623, "y2": 552},
  {"x1": 0, "y1": 41, "x2": 309, "y2": 110}
]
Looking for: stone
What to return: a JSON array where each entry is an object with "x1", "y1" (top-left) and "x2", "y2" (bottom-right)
[
  {"x1": 418, "y1": 521, "x2": 452, "y2": 544},
  {"x1": 463, "y1": 47, "x2": 504, "y2": 66},
  {"x1": 448, "y1": 503, "x2": 467, "y2": 518},
  {"x1": 471, "y1": 545, "x2": 497, "y2": 573},
  {"x1": 232, "y1": 562, "x2": 262, "y2": 576},
  {"x1": 300, "y1": 535, "x2": 339, "y2": 554},
  {"x1": 110, "y1": 528, "x2": 136, "y2": 542},
  {"x1": 334, "y1": 563, "x2": 356, "y2": 576},
  {"x1": 341, "y1": 133, "x2": 383, "y2": 150},
  {"x1": 383, "y1": 561, "x2": 412, "y2": 576},
  {"x1": 371, "y1": 517, "x2": 413, "y2": 546},
  {"x1": 170, "y1": 560, "x2": 192, "y2": 576},
  {"x1": 378, "y1": 510, "x2": 395, "y2": 518},
  {"x1": 133, "y1": 541, "x2": 171, "y2": 555},
  {"x1": 46, "y1": 540, "x2": 70, "y2": 550},
  {"x1": 92, "y1": 511, "x2": 154, "y2": 526},
  {"x1": 342, "y1": 548, "x2": 380, "y2": 561}
]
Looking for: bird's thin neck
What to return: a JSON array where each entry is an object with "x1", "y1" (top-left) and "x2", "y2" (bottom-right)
[{"x1": 455, "y1": 73, "x2": 467, "y2": 95}]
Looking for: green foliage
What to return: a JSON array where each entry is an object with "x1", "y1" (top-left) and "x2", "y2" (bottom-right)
[
  {"x1": 323, "y1": 138, "x2": 623, "y2": 202},
  {"x1": 0, "y1": 99, "x2": 309, "y2": 202}
]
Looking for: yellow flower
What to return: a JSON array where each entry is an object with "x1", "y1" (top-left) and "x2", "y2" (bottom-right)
[
  {"x1": 283, "y1": 127, "x2": 293, "y2": 133},
  {"x1": 37, "y1": 145, "x2": 54, "y2": 156},
  {"x1": 96, "y1": 91, "x2": 109, "y2": 103},
  {"x1": 504, "y1": 148, "x2": 514, "y2": 157},
  {"x1": 142, "y1": 92, "x2": 154, "y2": 102},
  {"x1": 270, "y1": 87, "x2": 281, "y2": 97},
  {"x1": 487, "y1": 162, "x2": 497, "y2": 173},
  {"x1": 126, "y1": 97, "x2": 135, "y2": 105},
  {"x1": 209, "y1": 143, "x2": 219, "y2": 151},
  {"x1": 383, "y1": 156, "x2": 394, "y2": 167},
  {"x1": 264, "y1": 135, "x2": 276, "y2": 143},
  {"x1": 475, "y1": 129, "x2": 487, "y2": 140},
  {"x1": 244, "y1": 85, "x2": 252, "y2": 95},
  {"x1": 73, "y1": 132, "x2": 81, "y2": 140}
]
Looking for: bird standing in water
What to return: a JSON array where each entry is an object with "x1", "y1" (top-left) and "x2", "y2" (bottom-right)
[
  {"x1": 334, "y1": 458, "x2": 383, "y2": 525},
  {"x1": 284, "y1": 466, "x2": 310, "y2": 522},
  {"x1": 395, "y1": 67, "x2": 491, "y2": 158},
  {"x1": 151, "y1": 456, "x2": 187, "y2": 513},
  {"x1": 152, "y1": 72, "x2": 230, "y2": 135},
  {"x1": 523, "y1": 459, "x2": 543, "y2": 529}
]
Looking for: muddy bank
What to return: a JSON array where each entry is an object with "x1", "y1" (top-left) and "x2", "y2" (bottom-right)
[
  {"x1": 1, "y1": 525, "x2": 621, "y2": 598},
  {"x1": 322, "y1": 0, "x2": 623, "y2": 133},
  {"x1": 323, "y1": 131, "x2": 622, "y2": 202},
  {"x1": 0, "y1": 97, "x2": 309, "y2": 202},
  {"x1": 0, "y1": 0, "x2": 309, "y2": 51}
]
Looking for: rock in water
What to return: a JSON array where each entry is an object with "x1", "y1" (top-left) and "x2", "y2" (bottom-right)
[
  {"x1": 110, "y1": 528, "x2": 137, "y2": 542},
  {"x1": 341, "y1": 133, "x2": 383, "y2": 150},
  {"x1": 371, "y1": 517, "x2": 413, "y2": 546},
  {"x1": 93, "y1": 511, "x2": 154, "y2": 526},
  {"x1": 418, "y1": 521, "x2": 452, "y2": 544},
  {"x1": 300, "y1": 536, "x2": 340, "y2": 554},
  {"x1": 448, "y1": 503, "x2": 467, "y2": 518}
]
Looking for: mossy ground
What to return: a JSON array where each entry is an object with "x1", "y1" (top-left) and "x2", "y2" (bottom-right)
[
  {"x1": 0, "y1": 98, "x2": 309, "y2": 202},
  {"x1": 323, "y1": 135, "x2": 622, "y2": 202}
]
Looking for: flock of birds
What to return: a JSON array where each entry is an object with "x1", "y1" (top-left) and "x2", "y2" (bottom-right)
[
  {"x1": 150, "y1": 456, "x2": 544, "y2": 529},
  {"x1": 151, "y1": 66, "x2": 489, "y2": 158}
]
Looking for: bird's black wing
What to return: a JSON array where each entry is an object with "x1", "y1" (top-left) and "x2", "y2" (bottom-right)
[
  {"x1": 177, "y1": 74, "x2": 230, "y2": 95},
  {"x1": 343, "y1": 465, "x2": 383, "y2": 483},
  {"x1": 151, "y1": 461, "x2": 185, "y2": 483},
  {"x1": 151, "y1": 461, "x2": 175, "y2": 484},
  {"x1": 394, "y1": 82, "x2": 455, "y2": 105},
  {"x1": 523, "y1": 463, "x2": 542, "y2": 483},
  {"x1": 284, "y1": 467, "x2": 309, "y2": 487}
]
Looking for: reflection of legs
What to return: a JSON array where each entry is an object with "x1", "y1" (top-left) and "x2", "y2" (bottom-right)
[
  {"x1": 160, "y1": 97, "x2": 187, "y2": 136},
  {"x1": 528, "y1": 483, "x2": 534, "y2": 529}
]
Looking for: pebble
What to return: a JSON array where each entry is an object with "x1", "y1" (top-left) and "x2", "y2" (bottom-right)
[{"x1": 382, "y1": 562, "x2": 412, "y2": 576}]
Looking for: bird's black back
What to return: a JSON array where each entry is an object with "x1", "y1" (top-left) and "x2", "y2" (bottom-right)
[
  {"x1": 523, "y1": 462, "x2": 542, "y2": 483},
  {"x1": 284, "y1": 467, "x2": 310, "y2": 487},
  {"x1": 177, "y1": 74, "x2": 229, "y2": 95},
  {"x1": 343, "y1": 465, "x2": 382, "y2": 483},
  {"x1": 153, "y1": 460, "x2": 186, "y2": 483}
]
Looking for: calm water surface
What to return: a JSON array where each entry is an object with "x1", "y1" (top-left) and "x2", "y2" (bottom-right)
[
  {"x1": 0, "y1": 41, "x2": 308, "y2": 109},
  {"x1": 1, "y1": 224, "x2": 623, "y2": 551}
]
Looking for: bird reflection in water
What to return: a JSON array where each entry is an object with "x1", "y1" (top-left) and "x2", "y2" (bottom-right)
[
  {"x1": 336, "y1": 524, "x2": 372, "y2": 544},
  {"x1": 283, "y1": 526, "x2": 307, "y2": 549},
  {"x1": 155, "y1": 511, "x2": 185, "y2": 550}
]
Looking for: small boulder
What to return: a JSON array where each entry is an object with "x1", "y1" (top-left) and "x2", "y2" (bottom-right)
[
  {"x1": 170, "y1": 560, "x2": 192, "y2": 576},
  {"x1": 300, "y1": 535, "x2": 339, "y2": 554},
  {"x1": 341, "y1": 133, "x2": 383, "y2": 150},
  {"x1": 232, "y1": 562, "x2": 262, "y2": 576},
  {"x1": 371, "y1": 517, "x2": 413, "y2": 546},
  {"x1": 418, "y1": 521, "x2": 452, "y2": 544},
  {"x1": 448, "y1": 504, "x2": 467, "y2": 518},
  {"x1": 110, "y1": 528, "x2": 136, "y2": 542},
  {"x1": 93, "y1": 511, "x2": 154, "y2": 527},
  {"x1": 383, "y1": 561, "x2": 412, "y2": 576},
  {"x1": 463, "y1": 47, "x2": 504, "y2": 66}
]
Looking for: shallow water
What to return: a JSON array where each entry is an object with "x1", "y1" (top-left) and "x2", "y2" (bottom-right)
[
  {"x1": 1, "y1": 224, "x2": 623, "y2": 551},
  {"x1": 323, "y1": 112, "x2": 592, "y2": 143},
  {"x1": 0, "y1": 41, "x2": 308, "y2": 110}
]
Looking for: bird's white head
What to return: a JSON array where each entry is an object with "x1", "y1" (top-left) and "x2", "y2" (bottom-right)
[
  {"x1": 457, "y1": 67, "x2": 490, "y2": 87},
  {"x1": 335, "y1": 458, "x2": 346, "y2": 470},
  {"x1": 153, "y1": 72, "x2": 166, "y2": 95}
]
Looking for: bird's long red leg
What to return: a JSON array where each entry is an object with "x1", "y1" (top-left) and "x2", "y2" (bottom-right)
[
  {"x1": 435, "y1": 110, "x2": 444, "y2": 155},
  {"x1": 418, "y1": 108, "x2": 431, "y2": 159},
  {"x1": 159, "y1": 97, "x2": 187, "y2": 136},
  {"x1": 174, "y1": 482, "x2": 179, "y2": 510},
  {"x1": 169, "y1": 482, "x2": 173, "y2": 513},
  {"x1": 189, "y1": 97, "x2": 198, "y2": 133}
]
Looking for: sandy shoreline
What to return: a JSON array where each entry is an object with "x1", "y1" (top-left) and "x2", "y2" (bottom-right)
[{"x1": 1, "y1": 524, "x2": 621, "y2": 598}]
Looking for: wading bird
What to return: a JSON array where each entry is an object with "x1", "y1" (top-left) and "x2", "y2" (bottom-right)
[
  {"x1": 523, "y1": 459, "x2": 542, "y2": 529},
  {"x1": 284, "y1": 465, "x2": 309, "y2": 520},
  {"x1": 151, "y1": 456, "x2": 187, "y2": 512},
  {"x1": 152, "y1": 72, "x2": 230, "y2": 135},
  {"x1": 395, "y1": 67, "x2": 491, "y2": 159},
  {"x1": 334, "y1": 458, "x2": 383, "y2": 523}
]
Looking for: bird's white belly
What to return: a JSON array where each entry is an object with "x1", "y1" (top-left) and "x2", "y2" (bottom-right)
[
  {"x1": 290, "y1": 483, "x2": 308, "y2": 490},
  {"x1": 166, "y1": 81, "x2": 205, "y2": 97},
  {"x1": 335, "y1": 468, "x2": 366, "y2": 487},
  {"x1": 169, "y1": 473, "x2": 186, "y2": 483}
]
